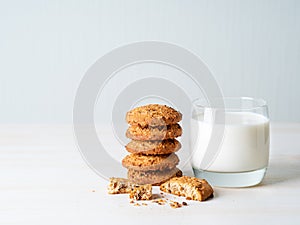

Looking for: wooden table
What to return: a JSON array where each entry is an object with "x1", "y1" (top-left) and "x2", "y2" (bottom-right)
[{"x1": 1, "y1": 123, "x2": 299, "y2": 225}]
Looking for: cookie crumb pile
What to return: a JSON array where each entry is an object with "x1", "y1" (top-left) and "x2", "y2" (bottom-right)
[{"x1": 123, "y1": 104, "x2": 183, "y2": 185}]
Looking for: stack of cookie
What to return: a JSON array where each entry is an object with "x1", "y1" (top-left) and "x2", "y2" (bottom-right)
[{"x1": 122, "y1": 104, "x2": 183, "y2": 185}]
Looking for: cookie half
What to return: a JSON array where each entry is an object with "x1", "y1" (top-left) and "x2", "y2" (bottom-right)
[
  {"x1": 122, "y1": 153, "x2": 179, "y2": 171},
  {"x1": 160, "y1": 176, "x2": 214, "y2": 201},
  {"x1": 126, "y1": 104, "x2": 182, "y2": 127},
  {"x1": 126, "y1": 124, "x2": 182, "y2": 141},
  {"x1": 125, "y1": 139, "x2": 181, "y2": 155},
  {"x1": 128, "y1": 167, "x2": 183, "y2": 186}
]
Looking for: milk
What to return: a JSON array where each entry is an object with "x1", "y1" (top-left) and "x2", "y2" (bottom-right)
[{"x1": 191, "y1": 112, "x2": 270, "y2": 173}]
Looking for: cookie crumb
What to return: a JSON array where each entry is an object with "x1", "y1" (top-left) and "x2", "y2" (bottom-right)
[
  {"x1": 152, "y1": 198, "x2": 166, "y2": 205},
  {"x1": 134, "y1": 203, "x2": 141, "y2": 206},
  {"x1": 182, "y1": 202, "x2": 188, "y2": 206},
  {"x1": 142, "y1": 203, "x2": 148, "y2": 206},
  {"x1": 130, "y1": 200, "x2": 135, "y2": 204},
  {"x1": 169, "y1": 201, "x2": 182, "y2": 208}
]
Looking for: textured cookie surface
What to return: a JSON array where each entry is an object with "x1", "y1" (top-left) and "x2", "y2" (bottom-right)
[
  {"x1": 126, "y1": 104, "x2": 182, "y2": 127},
  {"x1": 107, "y1": 177, "x2": 138, "y2": 194},
  {"x1": 129, "y1": 184, "x2": 152, "y2": 200},
  {"x1": 126, "y1": 124, "x2": 182, "y2": 141},
  {"x1": 128, "y1": 167, "x2": 182, "y2": 186},
  {"x1": 160, "y1": 176, "x2": 214, "y2": 201},
  {"x1": 122, "y1": 153, "x2": 179, "y2": 171},
  {"x1": 125, "y1": 139, "x2": 181, "y2": 155}
]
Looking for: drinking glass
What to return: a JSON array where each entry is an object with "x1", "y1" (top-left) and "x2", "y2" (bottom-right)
[{"x1": 190, "y1": 97, "x2": 270, "y2": 187}]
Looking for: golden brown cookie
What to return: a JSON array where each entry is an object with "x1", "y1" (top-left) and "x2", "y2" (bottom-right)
[
  {"x1": 125, "y1": 139, "x2": 181, "y2": 155},
  {"x1": 128, "y1": 167, "x2": 183, "y2": 185},
  {"x1": 126, "y1": 104, "x2": 182, "y2": 127},
  {"x1": 160, "y1": 176, "x2": 214, "y2": 201},
  {"x1": 122, "y1": 153, "x2": 179, "y2": 171},
  {"x1": 126, "y1": 124, "x2": 182, "y2": 141}
]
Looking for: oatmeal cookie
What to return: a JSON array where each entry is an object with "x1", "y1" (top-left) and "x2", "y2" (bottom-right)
[
  {"x1": 126, "y1": 104, "x2": 182, "y2": 127},
  {"x1": 125, "y1": 139, "x2": 181, "y2": 155},
  {"x1": 128, "y1": 167, "x2": 182, "y2": 186},
  {"x1": 126, "y1": 124, "x2": 182, "y2": 141},
  {"x1": 122, "y1": 153, "x2": 179, "y2": 171}
]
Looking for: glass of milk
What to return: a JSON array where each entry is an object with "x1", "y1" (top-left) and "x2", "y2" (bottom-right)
[{"x1": 191, "y1": 97, "x2": 270, "y2": 187}]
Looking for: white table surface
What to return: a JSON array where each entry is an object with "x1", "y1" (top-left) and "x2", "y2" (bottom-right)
[{"x1": 1, "y1": 123, "x2": 300, "y2": 225}]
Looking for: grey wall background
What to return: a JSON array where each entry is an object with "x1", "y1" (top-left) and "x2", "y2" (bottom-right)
[{"x1": 1, "y1": 0, "x2": 299, "y2": 123}]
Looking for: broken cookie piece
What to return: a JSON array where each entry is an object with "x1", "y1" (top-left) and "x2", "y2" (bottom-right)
[
  {"x1": 160, "y1": 176, "x2": 213, "y2": 201},
  {"x1": 129, "y1": 184, "x2": 152, "y2": 200},
  {"x1": 108, "y1": 177, "x2": 138, "y2": 194}
]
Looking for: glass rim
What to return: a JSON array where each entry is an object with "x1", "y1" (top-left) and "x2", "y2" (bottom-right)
[{"x1": 192, "y1": 96, "x2": 268, "y2": 111}]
